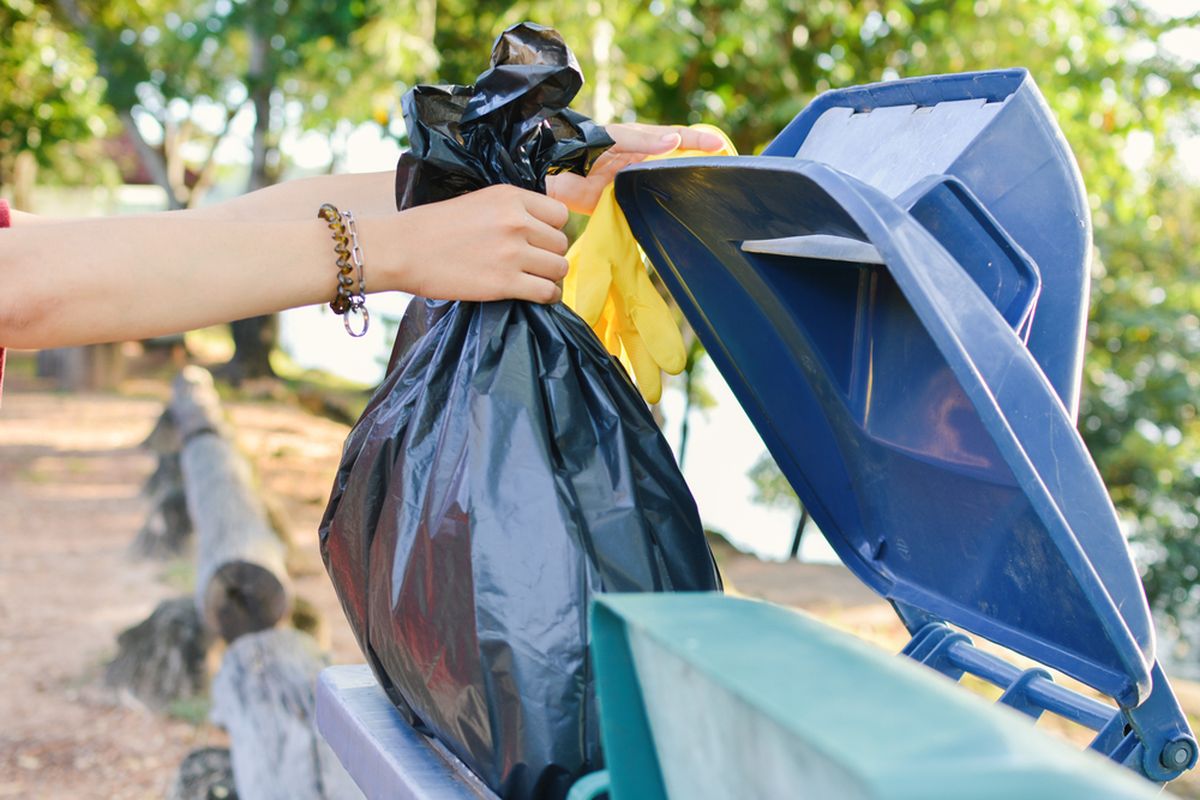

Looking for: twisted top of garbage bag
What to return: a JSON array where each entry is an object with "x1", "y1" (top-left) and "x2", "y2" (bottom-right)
[{"x1": 395, "y1": 22, "x2": 613, "y2": 209}]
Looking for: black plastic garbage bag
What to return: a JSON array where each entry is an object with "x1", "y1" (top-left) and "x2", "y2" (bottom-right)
[{"x1": 319, "y1": 22, "x2": 721, "y2": 800}]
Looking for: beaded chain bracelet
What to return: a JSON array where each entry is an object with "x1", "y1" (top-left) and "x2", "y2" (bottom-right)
[{"x1": 316, "y1": 203, "x2": 371, "y2": 337}]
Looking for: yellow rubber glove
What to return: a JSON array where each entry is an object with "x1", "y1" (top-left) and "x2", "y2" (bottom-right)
[{"x1": 564, "y1": 124, "x2": 737, "y2": 403}]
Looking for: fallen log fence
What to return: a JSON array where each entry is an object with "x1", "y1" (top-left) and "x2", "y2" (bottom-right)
[{"x1": 106, "y1": 366, "x2": 360, "y2": 800}]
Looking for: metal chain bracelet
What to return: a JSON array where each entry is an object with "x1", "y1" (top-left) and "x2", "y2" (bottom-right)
[{"x1": 317, "y1": 203, "x2": 371, "y2": 337}]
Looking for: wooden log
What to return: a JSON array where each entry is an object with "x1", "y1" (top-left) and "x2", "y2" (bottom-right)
[
  {"x1": 133, "y1": 411, "x2": 193, "y2": 557},
  {"x1": 132, "y1": 473, "x2": 193, "y2": 558},
  {"x1": 171, "y1": 366, "x2": 290, "y2": 641},
  {"x1": 169, "y1": 747, "x2": 239, "y2": 800},
  {"x1": 141, "y1": 406, "x2": 182, "y2": 456},
  {"x1": 211, "y1": 629, "x2": 364, "y2": 800},
  {"x1": 105, "y1": 597, "x2": 210, "y2": 710}
]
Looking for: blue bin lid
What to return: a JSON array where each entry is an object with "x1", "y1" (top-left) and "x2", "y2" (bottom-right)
[
  {"x1": 763, "y1": 69, "x2": 1093, "y2": 419},
  {"x1": 614, "y1": 155, "x2": 1155, "y2": 708}
]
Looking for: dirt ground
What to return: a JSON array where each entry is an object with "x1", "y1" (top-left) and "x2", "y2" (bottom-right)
[
  {"x1": 0, "y1": 359, "x2": 366, "y2": 799},
  {"x1": 1, "y1": 352, "x2": 1198, "y2": 798}
]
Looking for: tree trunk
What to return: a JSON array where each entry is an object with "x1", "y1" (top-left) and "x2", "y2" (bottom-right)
[
  {"x1": 678, "y1": 333, "x2": 704, "y2": 469},
  {"x1": 789, "y1": 505, "x2": 810, "y2": 561},
  {"x1": 246, "y1": 22, "x2": 273, "y2": 195},
  {"x1": 589, "y1": 15, "x2": 616, "y2": 124},
  {"x1": 226, "y1": 315, "x2": 278, "y2": 384},
  {"x1": 36, "y1": 343, "x2": 125, "y2": 391},
  {"x1": 220, "y1": 15, "x2": 281, "y2": 382},
  {"x1": 211, "y1": 629, "x2": 364, "y2": 800},
  {"x1": 104, "y1": 597, "x2": 210, "y2": 710},
  {"x1": 12, "y1": 150, "x2": 36, "y2": 212},
  {"x1": 171, "y1": 367, "x2": 291, "y2": 642},
  {"x1": 117, "y1": 110, "x2": 186, "y2": 210}
]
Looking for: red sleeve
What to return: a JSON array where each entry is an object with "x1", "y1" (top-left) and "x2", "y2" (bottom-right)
[{"x1": 0, "y1": 198, "x2": 9, "y2": 407}]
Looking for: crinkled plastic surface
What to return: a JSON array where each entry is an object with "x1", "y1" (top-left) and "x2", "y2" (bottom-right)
[
  {"x1": 319, "y1": 22, "x2": 720, "y2": 800},
  {"x1": 395, "y1": 23, "x2": 611, "y2": 209}
]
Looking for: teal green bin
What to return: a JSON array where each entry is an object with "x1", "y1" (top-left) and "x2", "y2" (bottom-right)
[{"x1": 574, "y1": 595, "x2": 1167, "y2": 800}]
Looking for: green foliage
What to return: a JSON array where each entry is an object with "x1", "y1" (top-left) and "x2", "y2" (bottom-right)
[
  {"x1": 2, "y1": 0, "x2": 1198, "y2": 624},
  {"x1": 748, "y1": 451, "x2": 799, "y2": 511},
  {"x1": 0, "y1": 0, "x2": 111, "y2": 186},
  {"x1": 1082, "y1": 176, "x2": 1200, "y2": 628},
  {"x1": 166, "y1": 695, "x2": 211, "y2": 726}
]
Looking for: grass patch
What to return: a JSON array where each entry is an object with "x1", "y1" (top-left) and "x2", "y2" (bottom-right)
[
  {"x1": 269, "y1": 348, "x2": 373, "y2": 393},
  {"x1": 3, "y1": 351, "x2": 39, "y2": 379},
  {"x1": 161, "y1": 558, "x2": 196, "y2": 592},
  {"x1": 17, "y1": 466, "x2": 50, "y2": 484},
  {"x1": 167, "y1": 695, "x2": 211, "y2": 726}
]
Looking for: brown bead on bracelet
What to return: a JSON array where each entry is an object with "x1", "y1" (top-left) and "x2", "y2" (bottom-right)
[{"x1": 317, "y1": 203, "x2": 370, "y2": 337}]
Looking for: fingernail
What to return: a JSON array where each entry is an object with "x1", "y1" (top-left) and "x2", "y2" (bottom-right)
[{"x1": 660, "y1": 133, "x2": 680, "y2": 143}]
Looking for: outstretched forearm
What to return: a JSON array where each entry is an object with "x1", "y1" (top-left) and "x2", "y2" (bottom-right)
[
  {"x1": 0, "y1": 213, "x2": 353, "y2": 349},
  {"x1": 0, "y1": 173, "x2": 404, "y2": 348},
  {"x1": 185, "y1": 171, "x2": 398, "y2": 222}
]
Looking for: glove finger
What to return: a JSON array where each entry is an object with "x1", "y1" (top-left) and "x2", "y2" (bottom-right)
[
  {"x1": 600, "y1": 295, "x2": 623, "y2": 357},
  {"x1": 566, "y1": 184, "x2": 624, "y2": 324},
  {"x1": 565, "y1": 246, "x2": 612, "y2": 325},
  {"x1": 611, "y1": 289, "x2": 663, "y2": 404},
  {"x1": 588, "y1": 304, "x2": 607, "y2": 347},
  {"x1": 625, "y1": 267, "x2": 688, "y2": 374},
  {"x1": 620, "y1": 325, "x2": 663, "y2": 404},
  {"x1": 608, "y1": 249, "x2": 686, "y2": 374}
]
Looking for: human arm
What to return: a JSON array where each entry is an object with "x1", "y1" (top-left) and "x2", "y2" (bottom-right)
[
  {"x1": 184, "y1": 171, "x2": 399, "y2": 222},
  {"x1": 0, "y1": 184, "x2": 569, "y2": 349},
  {"x1": 9, "y1": 208, "x2": 55, "y2": 226},
  {"x1": 0, "y1": 121, "x2": 720, "y2": 350}
]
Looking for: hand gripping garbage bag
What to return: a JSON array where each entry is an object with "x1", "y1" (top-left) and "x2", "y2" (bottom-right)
[{"x1": 318, "y1": 22, "x2": 721, "y2": 800}]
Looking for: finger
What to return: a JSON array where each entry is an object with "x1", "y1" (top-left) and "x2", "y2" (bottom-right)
[
  {"x1": 590, "y1": 151, "x2": 642, "y2": 180},
  {"x1": 607, "y1": 122, "x2": 729, "y2": 156},
  {"x1": 673, "y1": 126, "x2": 726, "y2": 153},
  {"x1": 520, "y1": 248, "x2": 570, "y2": 282},
  {"x1": 520, "y1": 190, "x2": 570, "y2": 229},
  {"x1": 606, "y1": 123, "x2": 681, "y2": 156},
  {"x1": 524, "y1": 215, "x2": 570, "y2": 255},
  {"x1": 566, "y1": 244, "x2": 613, "y2": 325},
  {"x1": 547, "y1": 172, "x2": 603, "y2": 216},
  {"x1": 512, "y1": 272, "x2": 563, "y2": 305}
]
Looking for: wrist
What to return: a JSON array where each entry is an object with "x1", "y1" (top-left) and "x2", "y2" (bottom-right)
[{"x1": 357, "y1": 213, "x2": 412, "y2": 294}]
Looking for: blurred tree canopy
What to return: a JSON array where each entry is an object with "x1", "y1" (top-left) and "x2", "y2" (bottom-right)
[
  {"x1": 0, "y1": 0, "x2": 111, "y2": 195},
  {"x1": 1, "y1": 0, "x2": 1198, "y2": 624},
  {"x1": 37, "y1": 0, "x2": 437, "y2": 378}
]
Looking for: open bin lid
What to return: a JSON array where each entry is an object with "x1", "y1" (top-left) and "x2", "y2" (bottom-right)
[
  {"x1": 614, "y1": 155, "x2": 1154, "y2": 708},
  {"x1": 763, "y1": 69, "x2": 1092, "y2": 419}
]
